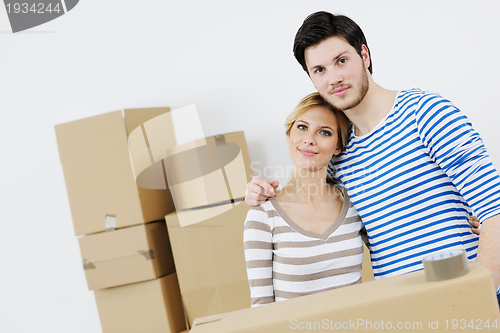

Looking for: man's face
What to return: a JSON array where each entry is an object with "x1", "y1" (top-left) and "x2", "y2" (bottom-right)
[{"x1": 304, "y1": 36, "x2": 370, "y2": 112}]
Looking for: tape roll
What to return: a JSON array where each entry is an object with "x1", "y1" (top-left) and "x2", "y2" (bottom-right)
[{"x1": 422, "y1": 249, "x2": 469, "y2": 282}]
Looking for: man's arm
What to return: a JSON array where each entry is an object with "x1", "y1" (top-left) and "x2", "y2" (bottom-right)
[
  {"x1": 415, "y1": 92, "x2": 500, "y2": 287},
  {"x1": 477, "y1": 215, "x2": 500, "y2": 291}
]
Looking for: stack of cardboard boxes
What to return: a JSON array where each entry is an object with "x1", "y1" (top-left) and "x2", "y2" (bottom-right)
[
  {"x1": 55, "y1": 107, "x2": 187, "y2": 333},
  {"x1": 56, "y1": 105, "x2": 260, "y2": 332},
  {"x1": 162, "y1": 132, "x2": 255, "y2": 330}
]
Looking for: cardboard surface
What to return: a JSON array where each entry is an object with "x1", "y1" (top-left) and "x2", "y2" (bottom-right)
[
  {"x1": 361, "y1": 242, "x2": 373, "y2": 282},
  {"x1": 94, "y1": 273, "x2": 186, "y2": 333},
  {"x1": 79, "y1": 220, "x2": 175, "y2": 290},
  {"x1": 165, "y1": 201, "x2": 251, "y2": 326},
  {"x1": 55, "y1": 108, "x2": 175, "y2": 235},
  {"x1": 190, "y1": 263, "x2": 500, "y2": 333}
]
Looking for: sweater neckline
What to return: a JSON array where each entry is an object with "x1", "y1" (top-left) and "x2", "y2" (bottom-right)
[{"x1": 268, "y1": 186, "x2": 349, "y2": 241}]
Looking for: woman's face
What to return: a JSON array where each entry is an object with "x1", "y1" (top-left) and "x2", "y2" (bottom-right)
[{"x1": 287, "y1": 106, "x2": 341, "y2": 172}]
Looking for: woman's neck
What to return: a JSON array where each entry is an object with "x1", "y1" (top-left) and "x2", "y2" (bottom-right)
[{"x1": 277, "y1": 166, "x2": 334, "y2": 203}]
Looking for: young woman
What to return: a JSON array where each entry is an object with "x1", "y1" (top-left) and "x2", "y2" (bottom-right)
[{"x1": 243, "y1": 92, "x2": 366, "y2": 306}]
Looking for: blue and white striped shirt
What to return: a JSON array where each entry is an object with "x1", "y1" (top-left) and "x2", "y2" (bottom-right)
[{"x1": 328, "y1": 88, "x2": 500, "y2": 279}]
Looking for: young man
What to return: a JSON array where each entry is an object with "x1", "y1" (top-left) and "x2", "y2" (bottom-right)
[{"x1": 245, "y1": 12, "x2": 500, "y2": 297}]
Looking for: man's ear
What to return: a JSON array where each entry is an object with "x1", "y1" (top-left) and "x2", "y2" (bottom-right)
[
  {"x1": 332, "y1": 146, "x2": 342, "y2": 157},
  {"x1": 361, "y1": 44, "x2": 371, "y2": 71}
]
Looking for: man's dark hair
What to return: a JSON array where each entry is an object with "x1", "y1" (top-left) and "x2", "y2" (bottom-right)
[{"x1": 293, "y1": 11, "x2": 373, "y2": 74}]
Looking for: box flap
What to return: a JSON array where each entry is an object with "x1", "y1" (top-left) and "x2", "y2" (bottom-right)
[
  {"x1": 79, "y1": 223, "x2": 151, "y2": 262},
  {"x1": 55, "y1": 110, "x2": 127, "y2": 164},
  {"x1": 84, "y1": 254, "x2": 157, "y2": 290},
  {"x1": 123, "y1": 107, "x2": 171, "y2": 137}
]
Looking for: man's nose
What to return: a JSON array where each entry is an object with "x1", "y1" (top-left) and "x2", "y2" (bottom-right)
[{"x1": 327, "y1": 68, "x2": 343, "y2": 86}]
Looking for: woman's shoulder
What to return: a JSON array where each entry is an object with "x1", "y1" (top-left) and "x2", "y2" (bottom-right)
[
  {"x1": 246, "y1": 200, "x2": 277, "y2": 222},
  {"x1": 248, "y1": 200, "x2": 275, "y2": 212}
]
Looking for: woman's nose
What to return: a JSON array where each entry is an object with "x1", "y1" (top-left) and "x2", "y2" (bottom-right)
[{"x1": 304, "y1": 135, "x2": 316, "y2": 145}]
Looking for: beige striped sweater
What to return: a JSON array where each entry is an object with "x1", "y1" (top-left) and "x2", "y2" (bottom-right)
[{"x1": 243, "y1": 187, "x2": 364, "y2": 307}]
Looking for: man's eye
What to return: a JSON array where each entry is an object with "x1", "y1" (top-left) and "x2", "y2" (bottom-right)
[{"x1": 338, "y1": 58, "x2": 347, "y2": 65}]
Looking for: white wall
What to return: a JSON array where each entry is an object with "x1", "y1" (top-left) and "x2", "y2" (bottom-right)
[{"x1": 0, "y1": 1, "x2": 498, "y2": 332}]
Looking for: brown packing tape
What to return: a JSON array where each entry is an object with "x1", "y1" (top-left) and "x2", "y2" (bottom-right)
[
  {"x1": 83, "y1": 259, "x2": 95, "y2": 270},
  {"x1": 422, "y1": 249, "x2": 469, "y2": 281},
  {"x1": 105, "y1": 215, "x2": 116, "y2": 231},
  {"x1": 138, "y1": 249, "x2": 156, "y2": 260}
]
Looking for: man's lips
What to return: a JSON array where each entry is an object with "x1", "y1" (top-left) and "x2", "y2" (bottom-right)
[
  {"x1": 298, "y1": 148, "x2": 318, "y2": 156},
  {"x1": 331, "y1": 86, "x2": 349, "y2": 96}
]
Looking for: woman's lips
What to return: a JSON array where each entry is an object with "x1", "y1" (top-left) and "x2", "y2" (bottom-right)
[{"x1": 298, "y1": 148, "x2": 318, "y2": 156}]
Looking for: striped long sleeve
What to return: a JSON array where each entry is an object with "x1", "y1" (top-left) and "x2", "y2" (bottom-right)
[
  {"x1": 329, "y1": 88, "x2": 500, "y2": 279},
  {"x1": 415, "y1": 92, "x2": 500, "y2": 221},
  {"x1": 243, "y1": 206, "x2": 275, "y2": 306}
]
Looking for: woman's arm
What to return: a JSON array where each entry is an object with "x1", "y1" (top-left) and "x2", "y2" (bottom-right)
[{"x1": 243, "y1": 206, "x2": 275, "y2": 307}]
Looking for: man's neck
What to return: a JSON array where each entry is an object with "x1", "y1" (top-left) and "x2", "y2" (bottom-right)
[{"x1": 344, "y1": 80, "x2": 398, "y2": 137}]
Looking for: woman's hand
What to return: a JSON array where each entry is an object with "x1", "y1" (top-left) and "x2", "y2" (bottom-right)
[
  {"x1": 469, "y1": 216, "x2": 480, "y2": 236},
  {"x1": 244, "y1": 176, "x2": 279, "y2": 207}
]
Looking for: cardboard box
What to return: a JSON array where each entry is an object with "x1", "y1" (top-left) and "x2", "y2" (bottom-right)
[
  {"x1": 165, "y1": 201, "x2": 251, "y2": 326},
  {"x1": 55, "y1": 107, "x2": 175, "y2": 235},
  {"x1": 165, "y1": 132, "x2": 252, "y2": 211},
  {"x1": 189, "y1": 263, "x2": 500, "y2": 333},
  {"x1": 129, "y1": 126, "x2": 253, "y2": 212},
  {"x1": 79, "y1": 220, "x2": 175, "y2": 290},
  {"x1": 94, "y1": 273, "x2": 186, "y2": 333},
  {"x1": 361, "y1": 242, "x2": 373, "y2": 282}
]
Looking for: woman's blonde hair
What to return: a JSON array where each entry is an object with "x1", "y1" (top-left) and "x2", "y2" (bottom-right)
[{"x1": 284, "y1": 92, "x2": 351, "y2": 152}]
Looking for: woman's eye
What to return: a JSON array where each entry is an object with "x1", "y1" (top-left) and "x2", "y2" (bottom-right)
[
  {"x1": 320, "y1": 130, "x2": 332, "y2": 136},
  {"x1": 297, "y1": 124, "x2": 307, "y2": 130},
  {"x1": 314, "y1": 68, "x2": 324, "y2": 74}
]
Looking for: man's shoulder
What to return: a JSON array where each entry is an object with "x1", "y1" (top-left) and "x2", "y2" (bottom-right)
[
  {"x1": 398, "y1": 88, "x2": 451, "y2": 107},
  {"x1": 397, "y1": 88, "x2": 442, "y2": 106}
]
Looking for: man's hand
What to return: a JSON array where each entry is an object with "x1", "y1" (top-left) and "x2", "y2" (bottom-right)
[
  {"x1": 244, "y1": 176, "x2": 279, "y2": 207},
  {"x1": 468, "y1": 216, "x2": 480, "y2": 235},
  {"x1": 477, "y1": 215, "x2": 500, "y2": 291}
]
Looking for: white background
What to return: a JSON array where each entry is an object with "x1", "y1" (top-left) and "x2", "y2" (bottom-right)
[{"x1": 0, "y1": 1, "x2": 499, "y2": 332}]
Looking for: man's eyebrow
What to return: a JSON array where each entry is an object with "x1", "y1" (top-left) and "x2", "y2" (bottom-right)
[
  {"x1": 308, "y1": 51, "x2": 349, "y2": 70},
  {"x1": 333, "y1": 51, "x2": 349, "y2": 62}
]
